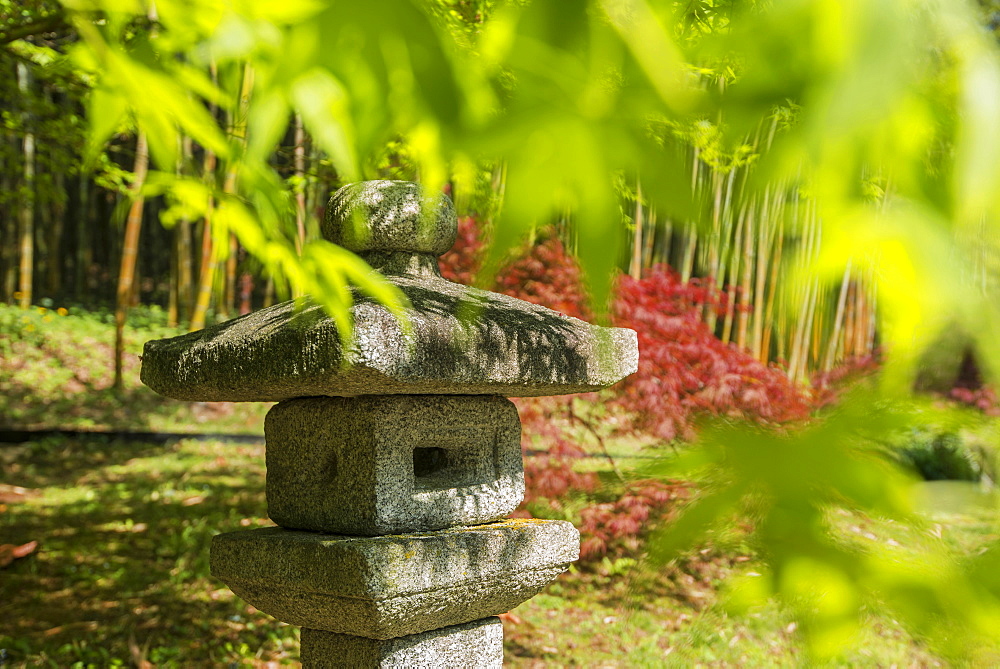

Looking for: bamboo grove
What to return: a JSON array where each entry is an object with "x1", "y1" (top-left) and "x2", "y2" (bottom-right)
[
  {"x1": 1, "y1": 72, "x2": 879, "y2": 394},
  {"x1": 10, "y1": 0, "x2": 1000, "y2": 394},
  {"x1": 0, "y1": 34, "x2": 874, "y2": 393},
  {"x1": 622, "y1": 123, "x2": 880, "y2": 387}
]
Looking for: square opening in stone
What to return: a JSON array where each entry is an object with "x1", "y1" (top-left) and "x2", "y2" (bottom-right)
[
  {"x1": 412, "y1": 429, "x2": 495, "y2": 492},
  {"x1": 413, "y1": 447, "x2": 448, "y2": 478}
]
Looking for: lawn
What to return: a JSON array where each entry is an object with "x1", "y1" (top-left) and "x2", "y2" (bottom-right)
[
  {"x1": 2, "y1": 305, "x2": 996, "y2": 667},
  {"x1": 0, "y1": 305, "x2": 268, "y2": 434},
  {"x1": 0, "y1": 435, "x2": 961, "y2": 667}
]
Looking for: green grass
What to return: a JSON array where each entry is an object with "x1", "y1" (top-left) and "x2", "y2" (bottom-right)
[
  {"x1": 0, "y1": 435, "x2": 960, "y2": 668},
  {"x1": 2, "y1": 305, "x2": 996, "y2": 666},
  {"x1": 1, "y1": 436, "x2": 289, "y2": 667},
  {"x1": 0, "y1": 304, "x2": 268, "y2": 433}
]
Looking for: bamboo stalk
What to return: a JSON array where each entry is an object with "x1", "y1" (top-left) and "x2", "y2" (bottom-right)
[
  {"x1": 263, "y1": 275, "x2": 275, "y2": 308},
  {"x1": 630, "y1": 177, "x2": 643, "y2": 279},
  {"x1": 221, "y1": 233, "x2": 237, "y2": 319},
  {"x1": 1, "y1": 130, "x2": 14, "y2": 302},
  {"x1": 866, "y1": 272, "x2": 877, "y2": 357},
  {"x1": 866, "y1": 272, "x2": 878, "y2": 354},
  {"x1": 786, "y1": 198, "x2": 816, "y2": 383},
  {"x1": 46, "y1": 171, "x2": 65, "y2": 295},
  {"x1": 821, "y1": 260, "x2": 853, "y2": 376},
  {"x1": 751, "y1": 188, "x2": 771, "y2": 360},
  {"x1": 642, "y1": 207, "x2": 656, "y2": 271},
  {"x1": 760, "y1": 184, "x2": 785, "y2": 362},
  {"x1": 702, "y1": 169, "x2": 722, "y2": 327},
  {"x1": 168, "y1": 231, "x2": 179, "y2": 327},
  {"x1": 681, "y1": 147, "x2": 700, "y2": 283},
  {"x1": 854, "y1": 274, "x2": 866, "y2": 357},
  {"x1": 721, "y1": 200, "x2": 748, "y2": 345},
  {"x1": 707, "y1": 167, "x2": 737, "y2": 334},
  {"x1": 680, "y1": 221, "x2": 698, "y2": 284},
  {"x1": 792, "y1": 200, "x2": 816, "y2": 381},
  {"x1": 660, "y1": 214, "x2": 673, "y2": 267},
  {"x1": 736, "y1": 198, "x2": 754, "y2": 351}
]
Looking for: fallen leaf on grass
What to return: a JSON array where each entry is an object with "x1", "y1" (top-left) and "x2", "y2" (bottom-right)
[
  {"x1": 499, "y1": 612, "x2": 523, "y2": 625},
  {"x1": 129, "y1": 630, "x2": 153, "y2": 669},
  {"x1": 209, "y1": 588, "x2": 232, "y2": 601},
  {"x1": 42, "y1": 621, "x2": 98, "y2": 637},
  {"x1": 112, "y1": 523, "x2": 148, "y2": 533},
  {"x1": 0, "y1": 540, "x2": 38, "y2": 568},
  {"x1": 0, "y1": 484, "x2": 39, "y2": 503},
  {"x1": 181, "y1": 495, "x2": 205, "y2": 506}
]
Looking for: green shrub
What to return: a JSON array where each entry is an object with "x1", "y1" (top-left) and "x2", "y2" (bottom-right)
[{"x1": 894, "y1": 428, "x2": 985, "y2": 482}]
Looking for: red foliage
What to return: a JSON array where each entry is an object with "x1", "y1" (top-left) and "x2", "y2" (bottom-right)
[
  {"x1": 576, "y1": 480, "x2": 689, "y2": 561},
  {"x1": 438, "y1": 216, "x2": 485, "y2": 285},
  {"x1": 950, "y1": 386, "x2": 1000, "y2": 416},
  {"x1": 515, "y1": 397, "x2": 601, "y2": 500},
  {"x1": 492, "y1": 233, "x2": 591, "y2": 320},
  {"x1": 438, "y1": 218, "x2": 814, "y2": 562},
  {"x1": 523, "y1": 439, "x2": 601, "y2": 500},
  {"x1": 611, "y1": 267, "x2": 812, "y2": 442}
]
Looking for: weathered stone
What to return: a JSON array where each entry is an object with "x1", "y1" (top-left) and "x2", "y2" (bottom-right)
[
  {"x1": 265, "y1": 395, "x2": 523, "y2": 535},
  {"x1": 210, "y1": 519, "x2": 579, "y2": 639},
  {"x1": 299, "y1": 618, "x2": 503, "y2": 669},
  {"x1": 139, "y1": 274, "x2": 637, "y2": 401},
  {"x1": 141, "y1": 180, "x2": 619, "y2": 666},
  {"x1": 324, "y1": 180, "x2": 457, "y2": 257},
  {"x1": 140, "y1": 180, "x2": 638, "y2": 402}
]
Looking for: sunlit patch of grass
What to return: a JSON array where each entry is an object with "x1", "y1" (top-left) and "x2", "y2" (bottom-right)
[
  {"x1": 0, "y1": 304, "x2": 268, "y2": 434},
  {"x1": 0, "y1": 436, "x2": 289, "y2": 667}
]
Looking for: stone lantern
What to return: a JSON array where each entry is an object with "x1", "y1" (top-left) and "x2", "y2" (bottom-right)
[{"x1": 140, "y1": 181, "x2": 637, "y2": 667}]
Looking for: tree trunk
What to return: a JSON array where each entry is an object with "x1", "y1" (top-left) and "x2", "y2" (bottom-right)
[
  {"x1": 1, "y1": 131, "x2": 16, "y2": 303},
  {"x1": 176, "y1": 136, "x2": 194, "y2": 322},
  {"x1": 75, "y1": 176, "x2": 92, "y2": 302},
  {"x1": 167, "y1": 228, "x2": 179, "y2": 327},
  {"x1": 189, "y1": 150, "x2": 217, "y2": 331},
  {"x1": 113, "y1": 132, "x2": 150, "y2": 392},
  {"x1": 46, "y1": 171, "x2": 65, "y2": 296},
  {"x1": 263, "y1": 275, "x2": 275, "y2": 308},
  {"x1": 238, "y1": 245, "x2": 253, "y2": 315},
  {"x1": 17, "y1": 62, "x2": 34, "y2": 309},
  {"x1": 293, "y1": 113, "x2": 308, "y2": 254}
]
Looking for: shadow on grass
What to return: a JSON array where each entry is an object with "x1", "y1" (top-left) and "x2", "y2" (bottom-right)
[{"x1": 0, "y1": 436, "x2": 296, "y2": 667}]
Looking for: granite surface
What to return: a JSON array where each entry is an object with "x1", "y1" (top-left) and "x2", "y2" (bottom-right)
[
  {"x1": 265, "y1": 395, "x2": 523, "y2": 535},
  {"x1": 299, "y1": 618, "x2": 502, "y2": 668},
  {"x1": 323, "y1": 180, "x2": 457, "y2": 256},
  {"x1": 140, "y1": 274, "x2": 638, "y2": 401},
  {"x1": 210, "y1": 519, "x2": 580, "y2": 639}
]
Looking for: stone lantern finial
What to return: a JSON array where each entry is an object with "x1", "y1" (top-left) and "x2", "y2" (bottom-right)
[{"x1": 324, "y1": 180, "x2": 458, "y2": 254}]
